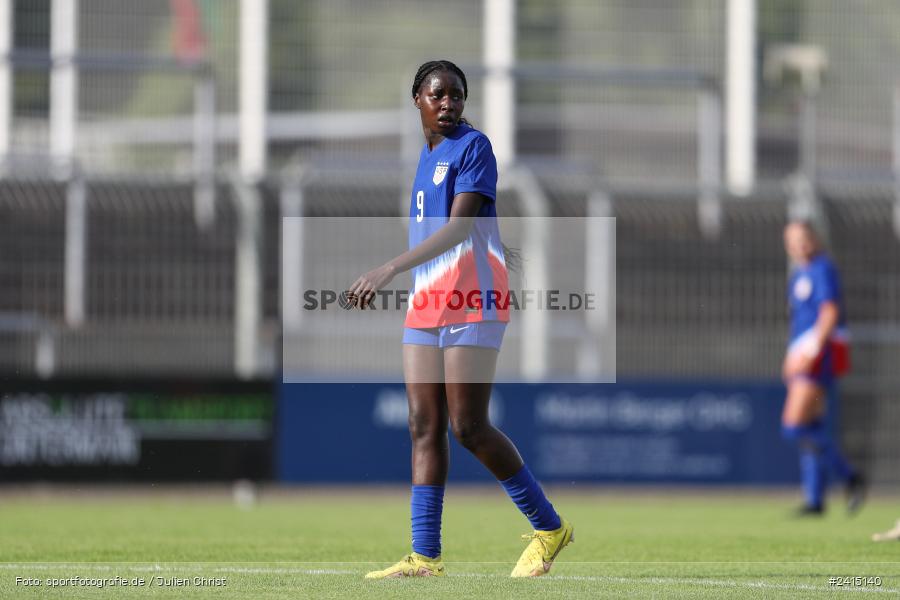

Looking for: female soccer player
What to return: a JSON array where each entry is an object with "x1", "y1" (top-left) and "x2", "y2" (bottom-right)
[
  {"x1": 347, "y1": 60, "x2": 573, "y2": 578},
  {"x1": 781, "y1": 221, "x2": 864, "y2": 515}
]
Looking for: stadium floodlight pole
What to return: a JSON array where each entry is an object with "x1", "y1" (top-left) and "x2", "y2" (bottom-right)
[
  {"x1": 50, "y1": 0, "x2": 78, "y2": 177},
  {"x1": 483, "y1": 0, "x2": 515, "y2": 171},
  {"x1": 0, "y1": 0, "x2": 12, "y2": 166},
  {"x1": 726, "y1": 0, "x2": 756, "y2": 196}
]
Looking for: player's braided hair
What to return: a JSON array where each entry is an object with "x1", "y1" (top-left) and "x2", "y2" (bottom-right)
[
  {"x1": 411, "y1": 60, "x2": 468, "y2": 99},
  {"x1": 412, "y1": 60, "x2": 471, "y2": 126}
]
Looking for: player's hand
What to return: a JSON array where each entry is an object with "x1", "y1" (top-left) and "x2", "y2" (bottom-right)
[{"x1": 347, "y1": 263, "x2": 396, "y2": 309}]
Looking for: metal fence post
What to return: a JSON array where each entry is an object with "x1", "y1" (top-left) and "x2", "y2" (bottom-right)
[
  {"x1": 799, "y1": 89, "x2": 817, "y2": 183},
  {"x1": 0, "y1": 0, "x2": 12, "y2": 165},
  {"x1": 483, "y1": 0, "x2": 515, "y2": 171},
  {"x1": 893, "y1": 83, "x2": 900, "y2": 240},
  {"x1": 64, "y1": 172, "x2": 86, "y2": 326},
  {"x1": 510, "y1": 166, "x2": 549, "y2": 381},
  {"x1": 233, "y1": 178, "x2": 262, "y2": 379},
  {"x1": 698, "y1": 86, "x2": 723, "y2": 238},
  {"x1": 787, "y1": 89, "x2": 829, "y2": 245},
  {"x1": 239, "y1": 0, "x2": 267, "y2": 182},
  {"x1": 50, "y1": 0, "x2": 78, "y2": 176},
  {"x1": 581, "y1": 190, "x2": 616, "y2": 381},
  {"x1": 726, "y1": 0, "x2": 756, "y2": 196},
  {"x1": 193, "y1": 66, "x2": 217, "y2": 229},
  {"x1": 280, "y1": 165, "x2": 306, "y2": 333},
  {"x1": 235, "y1": 0, "x2": 268, "y2": 379}
]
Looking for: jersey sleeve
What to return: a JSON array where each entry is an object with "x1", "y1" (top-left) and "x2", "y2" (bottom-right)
[
  {"x1": 454, "y1": 135, "x2": 498, "y2": 202},
  {"x1": 812, "y1": 260, "x2": 839, "y2": 306}
]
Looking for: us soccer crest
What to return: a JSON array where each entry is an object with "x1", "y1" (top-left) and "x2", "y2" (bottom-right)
[
  {"x1": 793, "y1": 275, "x2": 812, "y2": 301},
  {"x1": 433, "y1": 162, "x2": 449, "y2": 185}
]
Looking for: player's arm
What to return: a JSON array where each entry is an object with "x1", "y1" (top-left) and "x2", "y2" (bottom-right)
[
  {"x1": 811, "y1": 300, "x2": 839, "y2": 354},
  {"x1": 388, "y1": 192, "x2": 485, "y2": 274},
  {"x1": 784, "y1": 300, "x2": 839, "y2": 379},
  {"x1": 347, "y1": 192, "x2": 486, "y2": 307}
]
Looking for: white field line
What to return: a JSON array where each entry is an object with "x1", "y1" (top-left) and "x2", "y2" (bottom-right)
[
  {"x1": 4, "y1": 561, "x2": 900, "y2": 565},
  {"x1": 0, "y1": 564, "x2": 898, "y2": 594}
]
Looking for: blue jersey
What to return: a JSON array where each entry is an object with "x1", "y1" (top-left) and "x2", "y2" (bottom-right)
[
  {"x1": 787, "y1": 253, "x2": 850, "y2": 377},
  {"x1": 405, "y1": 123, "x2": 509, "y2": 328}
]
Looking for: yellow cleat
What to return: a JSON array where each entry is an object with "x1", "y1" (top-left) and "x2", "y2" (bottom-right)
[
  {"x1": 510, "y1": 517, "x2": 574, "y2": 577},
  {"x1": 364, "y1": 552, "x2": 446, "y2": 579}
]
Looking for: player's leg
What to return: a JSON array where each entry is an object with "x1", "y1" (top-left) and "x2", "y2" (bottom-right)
[
  {"x1": 405, "y1": 343, "x2": 450, "y2": 486},
  {"x1": 782, "y1": 377, "x2": 849, "y2": 514},
  {"x1": 782, "y1": 377, "x2": 826, "y2": 426},
  {"x1": 781, "y1": 377, "x2": 864, "y2": 513},
  {"x1": 366, "y1": 342, "x2": 447, "y2": 579},
  {"x1": 444, "y1": 345, "x2": 573, "y2": 577},
  {"x1": 405, "y1": 344, "x2": 449, "y2": 560},
  {"x1": 443, "y1": 346, "x2": 520, "y2": 478},
  {"x1": 820, "y1": 383, "x2": 865, "y2": 512},
  {"x1": 781, "y1": 378, "x2": 828, "y2": 513}
]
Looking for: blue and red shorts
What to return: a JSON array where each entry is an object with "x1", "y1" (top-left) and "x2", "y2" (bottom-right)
[{"x1": 786, "y1": 328, "x2": 851, "y2": 387}]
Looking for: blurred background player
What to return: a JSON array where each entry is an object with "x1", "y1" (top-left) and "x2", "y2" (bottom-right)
[
  {"x1": 347, "y1": 60, "x2": 573, "y2": 579},
  {"x1": 781, "y1": 221, "x2": 864, "y2": 515}
]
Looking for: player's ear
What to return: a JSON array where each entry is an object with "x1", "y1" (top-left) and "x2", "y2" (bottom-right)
[{"x1": 413, "y1": 94, "x2": 421, "y2": 109}]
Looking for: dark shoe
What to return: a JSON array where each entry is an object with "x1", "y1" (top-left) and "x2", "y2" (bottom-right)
[
  {"x1": 846, "y1": 473, "x2": 867, "y2": 515},
  {"x1": 793, "y1": 504, "x2": 825, "y2": 517}
]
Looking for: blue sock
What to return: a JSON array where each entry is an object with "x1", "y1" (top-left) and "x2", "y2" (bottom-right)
[
  {"x1": 799, "y1": 444, "x2": 826, "y2": 509},
  {"x1": 783, "y1": 425, "x2": 825, "y2": 508},
  {"x1": 806, "y1": 419, "x2": 855, "y2": 482},
  {"x1": 499, "y1": 465, "x2": 561, "y2": 531},
  {"x1": 411, "y1": 485, "x2": 444, "y2": 558}
]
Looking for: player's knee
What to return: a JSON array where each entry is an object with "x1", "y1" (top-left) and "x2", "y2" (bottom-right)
[
  {"x1": 408, "y1": 410, "x2": 444, "y2": 443},
  {"x1": 782, "y1": 424, "x2": 820, "y2": 453},
  {"x1": 451, "y1": 420, "x2": 490, "y2": 450}
]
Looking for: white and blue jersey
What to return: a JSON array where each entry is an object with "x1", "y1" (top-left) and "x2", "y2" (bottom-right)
[
  {"x1": 404, "y1": 123, "x2": 509, "y2": 330},
  {"x1": 787, "y1": 253, "x2": 851, "y2": 380}
]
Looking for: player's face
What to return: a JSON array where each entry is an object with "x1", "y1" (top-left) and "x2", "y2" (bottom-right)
[
  {"x1": 783, "y1": 224, "x2": 817, "y2": 264},
  {"x1": 415, "y1": 71, "x2": 465, "y2": 135}
]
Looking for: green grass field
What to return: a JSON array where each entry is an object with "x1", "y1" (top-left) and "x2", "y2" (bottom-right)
[{"x1": 1, "y1": 486, "x2": 898, "y2": 599}]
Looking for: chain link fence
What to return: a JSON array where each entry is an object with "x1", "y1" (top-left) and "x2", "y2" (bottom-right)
[
  {"x1": 1, "y1": 1, "x2": 899, "y2": 481},
  {"x1": 1, "y1": 178, "x2": 239, "y2": 376},
  {"x1": 1, "y1": 175, "x2": 899, "y2": 479},
  {"x1": 6, "y1": 1, "x2": 900, "y2": 178}
]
